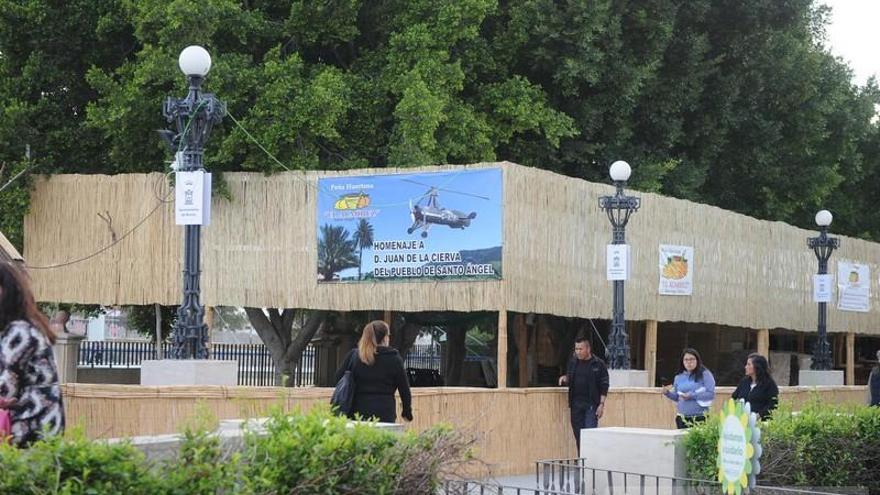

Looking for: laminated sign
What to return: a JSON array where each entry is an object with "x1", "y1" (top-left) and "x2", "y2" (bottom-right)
[
  {"x1": 658, "y1": 244, "x2": 693, "y2": 295},
  {"x1": 606, "y1": 244, "x2": 630, "y2": 281},
  {"x1": 837, "y1": 261, "x2": 870, "y2": 312},
  {"x1": 175, "y1": 170, "x2": 212, "y2": 226},
  {"x1": 812, "y1": 274, "x2": 833, "y2": 303}
]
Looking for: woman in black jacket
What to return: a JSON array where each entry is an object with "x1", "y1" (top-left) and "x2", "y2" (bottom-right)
[
  {"x1": 335, "y1": 320, "x2": 412, "y2": 423},
  {"x1": 869, "y1": 350, "x2": 880, "y2": 407},
  {"x1": 732, "y1": 353, "x2": 778, "y2": 420}
]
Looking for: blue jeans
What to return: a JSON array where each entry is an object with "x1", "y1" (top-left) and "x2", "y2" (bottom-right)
[{"x1": 570, "y1": 404, "x2": 598, "y2": 452}]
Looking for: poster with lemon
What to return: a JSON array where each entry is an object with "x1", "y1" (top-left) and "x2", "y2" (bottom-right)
[
  {"x1": 837, "y1": 261, "x2": 870, "y2": 312},
  {"x1": 659, "y1": 245, "x2": 693, "y2": 295}
]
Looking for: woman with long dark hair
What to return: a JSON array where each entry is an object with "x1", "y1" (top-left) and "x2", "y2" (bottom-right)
[
  {"x1": 662, "y1": 348, "x2": 715, "y2": 428},
  {"x1": 0, "y1": 261, "x2": 65, "y2": 446},
  {"x1": 334, "y1": 320, "x2": 412, "y2": 423},
  {"x1": 732, "y1": 353, "x2": 778, "y2": 420}
]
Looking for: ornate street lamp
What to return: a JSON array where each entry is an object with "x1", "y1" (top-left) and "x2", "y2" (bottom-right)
[
  {"x1": 162, "y1": 46, "x2": 225, "y2": 359},
  {"x1": 598, "y1": 161, "x2": 640, "y2": 369},
  {"x1": 807, "y1": 209, "x2": 839, "y2": 370}
]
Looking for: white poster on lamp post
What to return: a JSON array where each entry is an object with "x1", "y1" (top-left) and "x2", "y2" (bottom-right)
[
  {"x1": 812, "y1": 274, "x2": 833, "y2": 303},
  {"x1": 175, "y1": 170, "x2": 212, "y2": 226},
  {"x1": 837, "y1": 261, "x2": 870, "y2": 312},
  {"x1": 606, "y1": 244, "x2": 630, "y2": 281}
]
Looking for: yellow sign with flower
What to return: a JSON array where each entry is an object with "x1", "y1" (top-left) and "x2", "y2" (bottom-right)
[{"x1": 717, "y1": 399, "x2": 762, "y2": 495}]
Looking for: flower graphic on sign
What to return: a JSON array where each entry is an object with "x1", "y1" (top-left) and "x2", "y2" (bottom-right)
[{"x1": 717, "y1": 399, "x2": 762, "y2": 495}]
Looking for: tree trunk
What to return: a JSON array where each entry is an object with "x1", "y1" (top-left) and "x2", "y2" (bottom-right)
[
  {"x1": 445, "y1": 324, "x2": 467, "y2": 386},
  {"x1": 244, "y1": 308, "x2": 328, "y2": 386},
  {"x1": 392, "y1": 319, "x2": 421, "y2": 360}
]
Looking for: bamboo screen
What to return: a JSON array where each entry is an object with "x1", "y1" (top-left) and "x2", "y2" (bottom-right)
[
  {"x1": 62, "y1": 384, "x2": 868, "y2": 476},
  {"x1": 0, "y1": 230, "x2": 23, "y2": 263},
  {"x1": 24, "y1": 162, "x2": 880, "y2": 334}
]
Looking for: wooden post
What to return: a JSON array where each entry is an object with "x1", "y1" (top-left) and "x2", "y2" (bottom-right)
[
  {"x1": 846, "y1": 331, "x2": 855, "y2": 385},
  {"x1": 645, "y1": 320, "x2": 658, "y2": 387},
  {"x1": 757, "y1": 328, "x2": 769, "y2": 357},
  {"x1": 205, "y1": 306, "x2": 215, "y2": 358},
  {"x1": 383, "y1": 310, "x2": 392, "y2": 326},
  {"x1": 497, "y1": 309, "x2": 508, "y2": 389},
  {"x1": 155, "y1": 304, "x2": 163, "y2": 360},
  {"x1": 515, "y1": 314, "x2": 528, "y2": 387},
  {"x1": 797, "y1": 333, "x2": 805, "y2": 354}
]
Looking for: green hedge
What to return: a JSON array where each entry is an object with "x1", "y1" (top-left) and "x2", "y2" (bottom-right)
[
  {"x1": 0, "y1": 407, "x2": 473, "y2": 494},
  {"x1": 684, "y1": 401, "x2": 880, "y2": 492}
]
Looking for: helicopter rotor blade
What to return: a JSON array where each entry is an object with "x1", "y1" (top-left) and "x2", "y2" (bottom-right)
[
  {"x1": 401, "y1": 178, "x2": 436, "y2": 189},
  {"x1": 434, "y1": 187, "x2": 490, "y2": 200}
]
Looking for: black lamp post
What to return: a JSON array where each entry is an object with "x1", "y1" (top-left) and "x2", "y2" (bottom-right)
[
  {"x1": 162, "y1": 46, "x2": 225, "y2": 359},
  {"x1": 807, "y1": 209, "x2": 839, "y2": 371},
  {"x1": 598, "y1": 160, "x2": 640, "y2": 369}
]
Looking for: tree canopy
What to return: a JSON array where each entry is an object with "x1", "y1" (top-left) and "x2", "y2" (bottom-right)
[{"x1": 1, "y1": 0, "x2": 878, "y2": 248}]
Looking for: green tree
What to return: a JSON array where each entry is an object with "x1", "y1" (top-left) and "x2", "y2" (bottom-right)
[
  {"x1": 352, "y1": 218, "x2": 374, "y2": 281},
  {"x1": 2, "y1": 0, "x2": 879, "y2": 374},
  {"x1": 317, "y1": 223, "x2": 358, "y2": 281}
]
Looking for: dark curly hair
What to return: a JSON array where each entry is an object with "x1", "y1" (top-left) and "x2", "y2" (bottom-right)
[{"x1": 0, "y1": 261, "x2": 54, "y2": 343}]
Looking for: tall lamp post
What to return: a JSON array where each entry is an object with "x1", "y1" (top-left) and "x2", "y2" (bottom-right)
[
  {"x1": 163, "y1": 46, "x2": 225, "y2": 359},
  {"x1": 598, "y1": 161, "x2": 640, "y2": 369},
  {"x1": 808, "y1": 209, "x2": 839, "y2": 370}
]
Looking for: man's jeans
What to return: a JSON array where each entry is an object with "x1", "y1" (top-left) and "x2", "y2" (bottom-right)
[{"x1": 570, "y1": 404, "x2": 598, "y2": 453}]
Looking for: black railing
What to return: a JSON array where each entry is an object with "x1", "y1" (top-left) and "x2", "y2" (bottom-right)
[
  {"x1": 538, "y1": 459, "x2": 720, "y2": 495},
  {"x1": 535, "y1": 459, "x2": 862, "y2": 495},
  {"x1": 404, "y1": 344, "x2": 442, "y2": 370},
  {"x1": 78, "y1": 341, "x2": 313, "y2": 387},
  {"x1": 77, "y1": 341, "x2": 442, "y2": 388},
  {"x1": 442, "y1": 480, "x2": 581, "y2": 495}
]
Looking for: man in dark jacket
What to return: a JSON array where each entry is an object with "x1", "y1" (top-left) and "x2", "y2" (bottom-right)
[{"x1": 558, "y1": 338, "x2": 609, "y2": 453}]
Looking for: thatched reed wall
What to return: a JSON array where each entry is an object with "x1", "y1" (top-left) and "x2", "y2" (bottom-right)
[
  {"x1": 62, "y1": 384, "x2": 868, "y2": 476},
  {"x1": 0, "y1": 230, "x2": 23, "y2": 264},
  {"x1": 24, "y1": 162, "x2": 880, "y2": 334}
]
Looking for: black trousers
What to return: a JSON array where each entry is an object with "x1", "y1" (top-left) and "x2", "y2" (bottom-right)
[
  {"x1": 570, "y1": 404, "x2": 598, "y2": 453},
  {"x1": 675, "y1": 414, "x2": 706, "y2": 429}
]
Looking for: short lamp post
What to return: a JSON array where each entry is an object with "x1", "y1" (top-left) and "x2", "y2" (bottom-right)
[
  {"x1": 808, "y1": 209, "x2": 839, "y2": 371},
  {"x1": 162, "y1": 46, "x2": 225, "y2": 359},
  {"x1": 598, "y1": 161, "x2": 640, "y2": 369}
]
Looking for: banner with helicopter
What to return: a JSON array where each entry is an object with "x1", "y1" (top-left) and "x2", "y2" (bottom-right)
[{"x1": 316, "y1": 168, "x2": 503, "y2": 283}]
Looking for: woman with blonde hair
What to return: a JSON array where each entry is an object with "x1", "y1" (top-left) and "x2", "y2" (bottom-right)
[
  {"x1": 0, "y1": 261, "x2": 65, "y2": 446},
  {"x1": 334, "y1": 320, "x2": 412, "y2": 423}
]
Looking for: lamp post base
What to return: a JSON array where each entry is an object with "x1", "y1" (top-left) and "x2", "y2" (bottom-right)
[
  {"x1": 608, "y1": 369, "x2": 650, "y2": 388},
  {"x1": 798, "y1": 370, "x2": 844, "y2": 386},
  {"x1": 141, "y1": 359, "x2": 238, "y2": 386}
]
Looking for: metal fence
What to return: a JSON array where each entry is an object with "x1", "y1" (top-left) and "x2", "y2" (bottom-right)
[
  {"x1": 535, "y1": 459, "x2": 863, "y2": 495},
  {"x1": 404, "y1": 343, "x2": 442, "y2": 370},
  {"x1": 442, "y1": 480, "x2": 582, "y2": 495},
  {"x1": 78, "y1": 341, "x2": 311, "y2": 387},
  {"x1": 78, "y1": 340, "x2": 442, "y2": 387}
]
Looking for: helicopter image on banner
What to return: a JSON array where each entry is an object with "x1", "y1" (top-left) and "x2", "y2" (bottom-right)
[{"x1": 403, "y1": 178, "x2": 489, "y2": 238}]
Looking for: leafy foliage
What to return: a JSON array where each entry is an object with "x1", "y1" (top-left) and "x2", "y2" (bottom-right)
[
  {"x1": 2, "y1": 0, "x2": 877, "y2": 252},
  {"x1": 0, "y1": 408, "x2": 476, "y2": 494},
  {"x1": 684, "y1": 400, "x2": 880, "y2": 491}
]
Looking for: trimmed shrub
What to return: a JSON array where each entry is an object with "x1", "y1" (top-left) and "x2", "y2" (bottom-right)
[
  {"x1": 684, "y1": 401, "x2": 880, "y2": 492},
  {"x1": 0, "y1": 406, "x2": 475, "y2": 494},
  {"x1": 0, "y1": 431, "x2": 161, "y2": 493}
]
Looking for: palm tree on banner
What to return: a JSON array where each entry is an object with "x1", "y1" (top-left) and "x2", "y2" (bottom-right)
[
  {"x1": 352, "y1": 219, "x2": 375, "y2": 280},
  {"x1": 318, "y1": 224, "x2": 358, "y2": 281}
]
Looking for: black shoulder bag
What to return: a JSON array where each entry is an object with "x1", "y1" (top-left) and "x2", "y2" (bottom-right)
[{"x1": 330, "y1": 350, "x2": 357, "y2": 416}]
